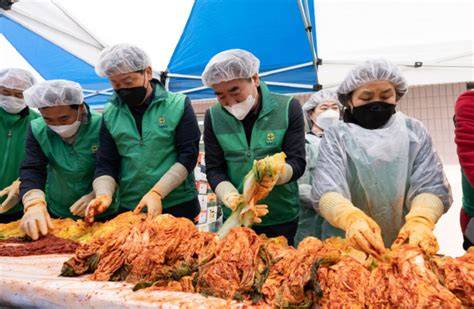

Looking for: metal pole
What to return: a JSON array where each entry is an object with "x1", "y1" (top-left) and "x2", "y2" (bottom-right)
[{"x1": 297, "y1": 0, "x2": 320, "y2": 88}]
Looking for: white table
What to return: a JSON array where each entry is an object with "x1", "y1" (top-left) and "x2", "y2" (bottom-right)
[{"x1": 0, "y1": 255, "x2": 251, "y2": 308}]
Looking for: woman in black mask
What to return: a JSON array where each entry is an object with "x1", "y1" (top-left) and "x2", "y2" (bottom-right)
[{"x1": 311, "y1": 58, "x2": 452, "y2": 259}]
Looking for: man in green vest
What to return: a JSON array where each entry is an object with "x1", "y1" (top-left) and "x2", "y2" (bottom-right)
[
  {"x1": 0, "y1": 68, "x2": 39, "y2": 223},
  {"x1": 202, "y1": 49, "x2": 306, "y2": 245},
  {"x1": 85, "y1": 44, "x2": 200, "y2": 222},
  {"x1": 19, "y1": 80, "x2": 118, "y2": 240}
]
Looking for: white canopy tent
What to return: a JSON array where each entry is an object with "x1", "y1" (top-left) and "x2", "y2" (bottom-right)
[
  {"x1": 56, "y1": 0, "x2": 474, "y2": 90},
  {"x1": 318, "y1": 40, "x2": 473, "y2": 90},
  {"x1": 2, "y1": 0, "x2": 472, "y2": 100},
  {"x1": 2, "y1": 0, "x2": 105, "y2": 65},
  {"x1": 0, "y1": 0, "x2": 112, "y2": 106}
]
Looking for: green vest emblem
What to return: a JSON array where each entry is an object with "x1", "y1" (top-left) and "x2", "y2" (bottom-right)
[
  {"x1": 158, "y1": 116, "x2": 167, "y2": 128},
  {"x1": 91, "y1": 144, "x2": 98, "y2": 153},
  {"x1": 266, "y1": 131, "x2": 276, "y2": 145}
]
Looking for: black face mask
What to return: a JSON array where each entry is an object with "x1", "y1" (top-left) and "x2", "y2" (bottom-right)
[
  {"x1": 344, "y1": 101, "x2": 396, "y2": 129},
  {"x1": 116, "y1": 76, "x2": 148, "y2": 107}
]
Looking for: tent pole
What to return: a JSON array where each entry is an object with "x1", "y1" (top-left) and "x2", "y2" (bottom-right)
[
  {"x1": 180, "y1": 85, "x2": 208, "y2": 94},
  {"x1": 297, "y1": 0, "x2": 320, "y2": 88},
  {"x1": 259, "y1": 62, "x2": 313, "y2": 77},
  {"x1": 323, "y1": 59, "x2": 474, "y2": 68},
  {"x1": 179, "y1": 81, "x2": 315, "y2": 95},
  {"x1": 167, "y1": 73, "x2": 202, "y2": 79},
  {"x1": 265, "y1": 81, "x2": 315, "y2": 89}
]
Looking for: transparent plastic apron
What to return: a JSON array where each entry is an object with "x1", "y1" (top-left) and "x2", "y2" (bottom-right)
[{"x1": 325, "y1": 113, "x2": 410, "y2": 246}]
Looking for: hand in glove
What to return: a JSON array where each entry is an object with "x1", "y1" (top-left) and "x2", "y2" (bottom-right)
[
  {"x1": 134, "y1": 190, "x2": 163, "y2": 219},
  {"x1": 392, "y1": 217, "x2": 438, "y2": 254},
  {"x1": 240, "y1": 204, "x2": 269, "y2": 225},
  {"x1": 0, "y1": 179, "x2": 20, "y2": 213},
  {"x1": 320, "y1": 192, "x2": 385, "y2": 258},
  {"x1": 85, "y1": 176, "x2": 116, "y2": 224},
  {"x1": 392, "y1": 193, "x2": 444, "y2": 255},
  {"x1": 215, "y1": 181, "x2": 244, "y2": 211},
  {"x1": 133, "y1": 163, "x2": 187, "y2": 219},
  {"x1": 20, "y1": 199, "x2": 54, "y2": 240},
  {"x1": 254, "y1": 153, "x2": 291, "y2": 185},
  {"x1": 70, "y1": 191, "x2": 95, "y2": 217},
  {"x1": 85, "y1": 195, "x2": 112, "y2": 224},
  {"x1": 246, "y1": 153, "x2": 291, "y2": 203},
  {"x1": 223, "y1": 192, "x2": 244, "y2": 211},
  {"x1": 345, "y1": 212, "x2": 386, "y2": 258}
]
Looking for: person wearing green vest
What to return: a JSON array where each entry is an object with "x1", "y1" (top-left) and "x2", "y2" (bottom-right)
[
  {"x1": 0, "y1": 68, "x2": 39, "y2": 223},
  {"x1": 294, "y1": 89, "x2": 341, "y2": 246},
  {"x1": 202, "y1": 49, "x2": 306, "y2": 245},
  {"x1": 19, "y1": 80, "x2": 118, "y2": 240},
  {"x1": 85, "y1": 44, "x2": 200, "y2": 222}
]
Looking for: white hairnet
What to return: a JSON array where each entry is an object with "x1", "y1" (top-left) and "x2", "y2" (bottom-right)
[
  {"x1": 302, "y1": 89, "x2": 341, "y2": 127},
  {"x1": 337, "y1": 58, "x2": 408, "y2": 106},
  {"x1": 95, "y1": 44, "x2": 151, "y2": 77},
  {"x1": 303, "y1": 89, "x2": 341, "y2": 113},
  {"x1": 202, "y1": 49, "x2": 260, "y2": 87},
  {"x1": 24, "y1": 80, "x2": 84, "y2": 109},
  {"x1": 0, "y1": 68, "x2": 36, "y2": 91}
]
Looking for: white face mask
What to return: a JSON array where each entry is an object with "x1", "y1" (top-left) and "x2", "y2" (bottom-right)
[
  {"x1": 0, "y1": 95, "x2": 26, "y2": 114},
  {"x1": 48, "y1": 109, "x2": 81, "y2": 138},
  {"x1": 223, "y1": 95, "x2": 256, "y2": 120},
  {"x1": 314, "y1": 109, "x2": 340, "y2": 131}
]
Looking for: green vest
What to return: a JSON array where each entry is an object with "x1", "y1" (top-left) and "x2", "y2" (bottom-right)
[
  {"x1": 31, "y1": 108, "x2": 118, "y2": 219},
  {"x1": 210, "y1": 82, "x2": 299, "y2": 226},
  {"x1": 462, "y1": 169, "x2": 474, "y2": 217},
  {"x1": 0, "y1": 107, "x2": 40, "y2": 216},
  {"x1": 103, "y1": 84, "x2": 197, "y2": 210}
]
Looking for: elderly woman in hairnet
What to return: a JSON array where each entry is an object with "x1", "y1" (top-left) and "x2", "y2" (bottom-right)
[
  {"x1": 294, "y1": 89, "x2": 341, "y2": 245},
  {"x1": 202, "y1": 49, "x2": 306, "y2": 245},
  {"x1": 0, "y1": 68, "x2": 40, "y2": 222},
  {"x1": 312, "y1": 58, "x2": 452, "y2": 257},
  {"x1": 19, "y1": 80, "x2": 119, "y2": 240}
]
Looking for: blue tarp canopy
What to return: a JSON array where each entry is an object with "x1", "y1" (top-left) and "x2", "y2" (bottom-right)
[{"x1": 166, "y1": 0, "x2": 319, "y2": 100}]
